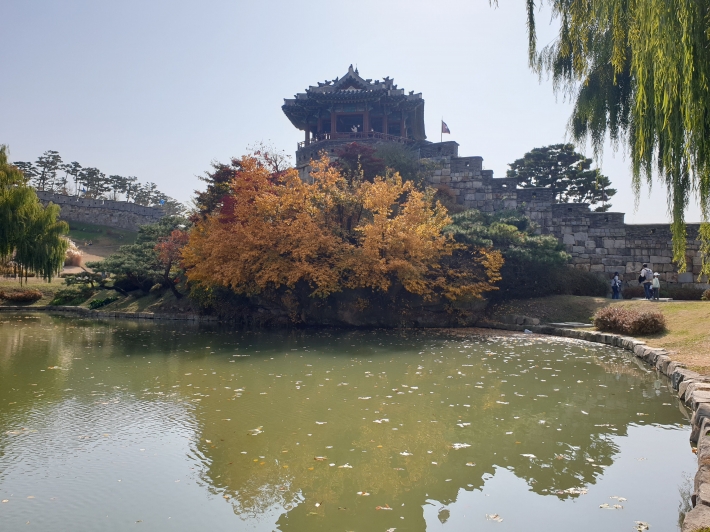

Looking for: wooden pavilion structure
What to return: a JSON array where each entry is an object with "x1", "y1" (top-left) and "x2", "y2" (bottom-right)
[{"x1": 282, "y1": 66, "x2": 427, "y2": 168}]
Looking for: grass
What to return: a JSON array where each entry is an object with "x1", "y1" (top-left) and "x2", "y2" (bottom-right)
[
  {"x1": 66, "y1": 221, "x2": 137, "y2": 259},
  {"x1": 101, "y1": 289, "x2": 196, "y2": 314},
  {"x1": 489, "y1": 295, "x2": 609, "y2": 324},
  {"x1": 490, "y1": 295, "x2": 710, "y2": 373}
]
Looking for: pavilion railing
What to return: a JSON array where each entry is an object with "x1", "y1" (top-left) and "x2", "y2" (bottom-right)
[{"x1": 297, "y1": 131, "x2": 416, "y2": 150}]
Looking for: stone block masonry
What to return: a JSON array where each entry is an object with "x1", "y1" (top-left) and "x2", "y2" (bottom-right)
[
  {"x1": 421, "y1": 144, "x2": 709, "y2": 290},
  {"x1": 37, "y1": 191, "x2": 165, "y2": 232}
]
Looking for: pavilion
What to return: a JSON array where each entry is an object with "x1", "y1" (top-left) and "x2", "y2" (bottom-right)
[{"x1": 283, "y1": 66, "x2": 447, "y2": 172}]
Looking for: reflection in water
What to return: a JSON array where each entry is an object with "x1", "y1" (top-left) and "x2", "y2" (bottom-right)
[{"x1": 0, "y1": 314, "x2": 696, "y2": 531}]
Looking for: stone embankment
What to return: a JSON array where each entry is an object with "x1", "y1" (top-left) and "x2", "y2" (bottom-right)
[
  {"x1": 483, "y1": 320, "x2": 710, "y2": 531},
  {"x1": 0, "y1": 305, "x2": 217, "y2": 322}
]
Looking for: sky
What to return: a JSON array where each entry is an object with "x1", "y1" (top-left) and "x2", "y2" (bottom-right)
[{"x1": 1, "y1": 0, "x2": 701, "y2": 224}]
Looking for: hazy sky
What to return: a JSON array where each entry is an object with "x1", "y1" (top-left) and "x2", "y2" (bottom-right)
[{"x1": 1, "y1": 0, "x2": 701, "y2": 223}]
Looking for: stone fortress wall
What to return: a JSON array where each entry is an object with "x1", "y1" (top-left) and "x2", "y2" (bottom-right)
[
  {"x1": 37, "y1": 191, "x2": 165, "y2": 232},
  {"x1": 421, "y1": 142, "x2": 709, "y2": 289}
]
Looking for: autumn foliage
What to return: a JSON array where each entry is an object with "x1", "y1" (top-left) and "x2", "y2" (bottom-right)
[{"x1": 182, "y1": 154, "x2": 502, "y2": 302}]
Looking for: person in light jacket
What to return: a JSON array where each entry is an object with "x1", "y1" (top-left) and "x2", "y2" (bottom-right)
[
  {"x1": 611, "y1": 272, "x2": 621, "y2": 299},
  {"x1": 652, "y1": 272, "x2": 661, "y2": 300}
]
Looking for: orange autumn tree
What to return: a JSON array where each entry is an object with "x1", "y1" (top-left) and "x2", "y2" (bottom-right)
[{"x1": 182, "y1": 154, "x2": 502, "y2": 301}]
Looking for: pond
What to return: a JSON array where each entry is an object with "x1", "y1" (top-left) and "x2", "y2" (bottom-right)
[{"x1": 0, "y1": 314, "x2": 696, "y2": 531}]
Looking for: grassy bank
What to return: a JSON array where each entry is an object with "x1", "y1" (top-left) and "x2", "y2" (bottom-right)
[{"x1": 0, "y1": 278, "x2": 196, "y2": 314}]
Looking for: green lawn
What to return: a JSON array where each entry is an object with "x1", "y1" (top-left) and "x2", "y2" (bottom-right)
[{"x1": 66, "y1": 221, "x2": 137, "y2": 257}]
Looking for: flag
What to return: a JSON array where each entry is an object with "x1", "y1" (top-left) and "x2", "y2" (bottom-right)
[{"x1": 441, "y1": 121, "x2": 451, "y2": 134}]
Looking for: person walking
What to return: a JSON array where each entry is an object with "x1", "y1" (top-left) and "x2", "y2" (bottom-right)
[
  {"x1": 611, "y1": 271, "x2": 621, "y2": 299},
  {"x1": 640, "y1": 263, "x2": 654, "y2": 299},
  {"x1": 652, "y1": 273, "x2": 661, "y2": 300}
]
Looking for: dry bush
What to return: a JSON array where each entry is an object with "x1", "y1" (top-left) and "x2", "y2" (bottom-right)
[
  {"x1": 0, "y1": 289, "x2": 43, "y2": 302},
  {"x1": 701, "y1": 289, "x2": 710, "y2": 301},
  {"x1": 64, "y1": 240, "x2": 83, "y2": 267},
  {"x1": 593, "y1": 306, "x2": 666, "y2": 335}
]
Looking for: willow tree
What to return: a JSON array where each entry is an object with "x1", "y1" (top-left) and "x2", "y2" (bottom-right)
[
  {"x1": 0, "y1": 145, "x2": 69, "y2": 283},
  {"x1": 521, "y1": 0, "x2": 710, "y2": 274}
]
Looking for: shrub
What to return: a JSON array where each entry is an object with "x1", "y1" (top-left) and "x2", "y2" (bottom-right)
[
  {"x1": 64, "y1": 271, "x2": 104, "y2": 288},
  {"x1": 667, "y1": 286, "x2": 705, "y2": 300},
  {"x1": 622, "y1": 284, "x2": 704, "y2": 300},
  {"x1": 0, "y1": 289, "x2": 43, "y2": 302},
  {"x1": 64, "y1": 240, "x2": 83, "y2": 267},
  {"x1": 491, "y1": 264, "x2": 610, "y2": 301},
  {"x1": 702, "y1": 289, "x2": 710, "y2": 301},
  {"x1": 88, "y1": 296, "x2": 119, "y2": 309},
  {"x1": 621, "y1": 285, "x2": 645, "y2": 299},
  {"x1": 593, "y1": 306, "x2": 666, "y2": 335},
  {"x1": 50, "y1": 286, "x2": 95, "y2": 306}
]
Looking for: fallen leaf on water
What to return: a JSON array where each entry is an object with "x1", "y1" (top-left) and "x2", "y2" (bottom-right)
[
  {"x1": 451, "y1": 443, "x2": 470, "y2": 450},
  {"x1": 376, "y1": 504, "x2": 392, "y2": 510},
  {"x1": 2, "y1": 500, "x2": 8, "y2": 503},
  {"x1": 634, "y1": 521, "x2": 650, "y2": 531},
  {"x1": 314, "y1": 456, "x2": 327, "y2": 461},
  {"x1": 400, "y1": 451, "x2": 413, "y2": 456},
  {"x1": 314, "y1": 501, "x2": 323, "y2": 507},
  {"x1": 486, "y1": 513, "x2": 503, "y2": 522},
  {"x1": 466, "y1": 462, "x2": 475, "y2": 466},
  {"x1": 598, "y1": 503, "x2": 623, "y2": 509},
  {"x1": 338, "y1": 463, "x2": 353, "y2": 468},
  {"x1": 356, "y1": 491, "x2": 370, "y2": 496}
]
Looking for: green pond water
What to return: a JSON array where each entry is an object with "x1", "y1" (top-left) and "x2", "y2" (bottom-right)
[{"x1": 0, "y1": 313, "x2": 696, "y2": 531}]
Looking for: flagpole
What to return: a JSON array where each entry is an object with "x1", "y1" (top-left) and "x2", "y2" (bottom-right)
[{"x1": 441, "y1": 117, "x2": 443, "y2": 143}]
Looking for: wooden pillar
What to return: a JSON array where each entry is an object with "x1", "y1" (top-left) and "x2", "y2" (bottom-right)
[
  {"x1": 363, "y1": 110, "x2": 369, "y2": 134},
  {"x1": 331, "y1": 112, "x2": 337, "y2": 136}
]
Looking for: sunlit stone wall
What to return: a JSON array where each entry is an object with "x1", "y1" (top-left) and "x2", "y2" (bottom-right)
[
  {"x1": 37, "y1": 191, "x2": 164, "y2": 231},
  {"x1": 421, "y1": 151, "x2": 708, "y2": 289}
]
